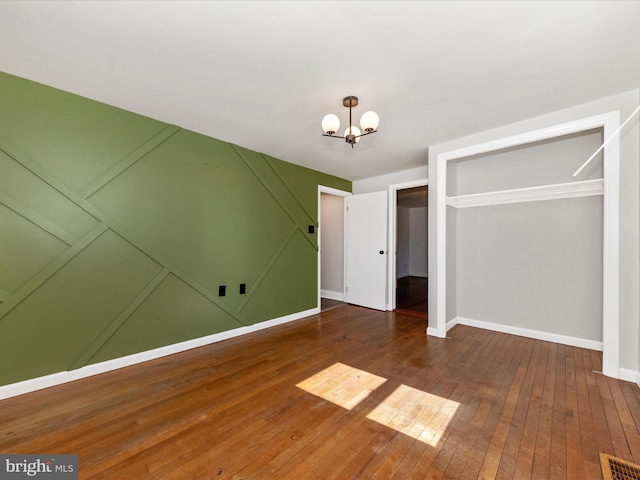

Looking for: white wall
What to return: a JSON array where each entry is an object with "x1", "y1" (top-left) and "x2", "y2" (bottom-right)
[
  {"x1": 428, "y1": 88, "x2": 640, "y2": 373},
  {"x1": 353, "y1": 165, "x2": 428, "y2": 194},
  {"x1": 409, "y1": 207, "x2": 428, "y2": 277},
  {"x1": 320, "y1": 193, "x2": 344, "y2": 298},
  {"x1": 396, "y1": 206, "x2": 410, "y2": 278}
]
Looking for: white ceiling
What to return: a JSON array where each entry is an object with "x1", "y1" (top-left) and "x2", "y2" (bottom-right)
[{"x1": 1, "y1": 1, "x2": 639, "y2": 182}]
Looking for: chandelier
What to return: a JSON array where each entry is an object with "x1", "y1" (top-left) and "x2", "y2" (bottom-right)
[{"x1": 321, "y1": 96, "x2": 379, "y2": 148}]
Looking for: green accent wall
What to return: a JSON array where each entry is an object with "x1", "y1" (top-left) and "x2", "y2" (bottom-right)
[{"x1": 0, "y1": 71, "x2": 351, "y2": 386}]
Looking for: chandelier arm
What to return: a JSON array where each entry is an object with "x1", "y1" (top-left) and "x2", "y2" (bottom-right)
[
  {"x1": 323, "y1": 133, "x2": 346, "y2": 139},
  {"x1": 354, "y1": 130, "x2": 378, "y2": 139}
]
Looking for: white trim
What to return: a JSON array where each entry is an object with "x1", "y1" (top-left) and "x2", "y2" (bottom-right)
[
  {"x1": 446, "y1": 179, "x2": 603, "y2": 209},
  {"x1": 426, "y1": 326, "x2": 440, "y2": 337},
  {"x1": 617, "y1": 368, "x2": 639, "y2": 384},
  {"x1": 434, "y1": 147, "x2": 448, "y2": 339},
  {"x1": 321, "y1": 289, "x2": 344, "y2": 301},
  {"x1": 433, "y1": 110, "x2": 621, "y2": 378},
  {"x1": 317, "y1": 185, "x2": 351, "y2": 311},
  {"x1": 452, "y1": 316, "x2": 603, "y2": 351},
  {"x1": 446, "y1": 317, "x2": 459, "y2": 330},
  {"x1": 387, "y1": 179, "x2": 428, "y2": 311},
  {"x1": 439, "y1": 112, "x2": 618, "y2": 163},
  {"x1": 318, "y1": 185, "x2": 352, "y2": 197},
  {"x1": 0, "y1": 307, "x2": 319, "y2": 401},
  {"x1": 601, "y1": 113, "x2": 621, "y2": 379}
]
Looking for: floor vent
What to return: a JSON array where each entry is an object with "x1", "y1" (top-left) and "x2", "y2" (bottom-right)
[{"x1": 601, "y1": 452, "x2": 640, "y2": 480}]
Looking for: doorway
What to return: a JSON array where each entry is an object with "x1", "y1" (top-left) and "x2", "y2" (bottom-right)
[
  {"x1": 395, "y1": 186, "x2": 428, "y2": 317},
  {"x1": 318, "y1": 186, "x2": 350, "y2": 312}
]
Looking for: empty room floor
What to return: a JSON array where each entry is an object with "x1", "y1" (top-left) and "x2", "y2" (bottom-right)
[{"x1": 1, "y1": 306, "x2": 639, "y2": 479}]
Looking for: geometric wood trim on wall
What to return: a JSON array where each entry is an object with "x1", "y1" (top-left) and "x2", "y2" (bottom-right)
[
  {"x1": 0, "y1": 71, "x2": 351, "y2": 386},
  {"x1": 231, "y1": 144, "x2": 317, "y2": 250}
]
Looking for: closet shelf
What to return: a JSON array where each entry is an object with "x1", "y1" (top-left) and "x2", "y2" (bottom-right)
[{"x1": 446, "y1": 178, "x2": 603, "y2": 208}]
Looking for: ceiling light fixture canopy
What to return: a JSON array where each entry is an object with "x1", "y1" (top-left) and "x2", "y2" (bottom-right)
[{"x1": 322, "y1": 96, "x2": 379, "y2": 148}]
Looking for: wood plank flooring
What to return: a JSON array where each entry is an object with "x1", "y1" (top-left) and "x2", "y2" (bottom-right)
[
  {"x1": 1, "y1": 305, "x2": 639, "y2": 479},
  {"x1": 396, "y1": 276, "x2": 427, "y2": 317}
]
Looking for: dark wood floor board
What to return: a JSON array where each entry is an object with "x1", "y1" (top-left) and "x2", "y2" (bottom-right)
[
  {"x1": 229, "y1": 315, "x2": 431, "y2": 479},
  {"x1": 608, "y1": 377, "x2": 640, "y2": 464},
  {"x1": 420, "y1": 330, "x2": 518, "y2": 478},
  {"x1": 574, "y1": 346, "x2": 603, "y2": 479},
  {"x1": 230, "y1": 404, "x2": 354, "y2": 480},
  {"x1": 530, "y1": 342, "x2": 556, "y2": 480},
  {"x1": 90, "y1": 384, "x2": 320, "y2": 478},
  {"x1": 364, "y1": 327, "x2": 495, "y2": 479},
  {"x1": 459, "y1": 334, "x2": 524, "y2": 480},
  {"x1": 512, "y1": 340, "x2": 549, "y2": 479},
  {"x1": 620, "y1": 381, "x2": 640, "y2": 464},
  {"x1": 587, "y1": 378, "x2": 615, "y2": 462},
  {"x1": 18, "y1": 339, "x2": 342, "y2": 472},
  {"x1": 493, "y1": 337, "x2": 540, "y2": 479},
  {"x1": 477, "y1": 362, "x2": 528, "y2": 479},
  {"x1": 1, "y1": 306, "x2": 639, "y2": 479},
  {"x1": 320, "y1": 427, "x2": 401, "y2": 480},
  {"x1": 439, "y1": 330, "x2": 512, "y2": 479},
  {"x1": 396, "y1": 276, "x2": 427, "y2": 315},
  {"x1": 597, "y1": 373, "x2": 634, "y2": 461},
  {"x1": 563, "y1": 345, "x2": 585, "y2": 480},
  {"x1": 548, "y1": 344, "x2": 568, "y2": 480}
]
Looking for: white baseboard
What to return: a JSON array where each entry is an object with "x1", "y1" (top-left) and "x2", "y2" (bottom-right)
[
  {"x1": 426, "y1": 326, "x2": 447, "y2": 338},
  {"x1": 450, "y1": 316, "x2": 604, "y2": 351},
  {"x1": 618, "y1": 368, "x2": 640, "y2": 385},
  {"x1": 321, "y1": 289, "x2": 344, "y2": 301},
  {"x1": 446, "y1": 317, "x2": 459, "y2": 330},
  {"x1": 0, "y1": 307, "x2": 319, "y2": 401}
]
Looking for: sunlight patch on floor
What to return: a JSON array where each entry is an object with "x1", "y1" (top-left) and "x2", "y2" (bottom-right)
[
  {"x1": 366, "y1": 384, "x2": 460, "y2": 446},
  {"x1": 296, "y1": 362, "x2": 387, "y2": 410}
]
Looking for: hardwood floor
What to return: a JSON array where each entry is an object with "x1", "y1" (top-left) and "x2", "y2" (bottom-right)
[
  {"x1": 396, "y1": 276, "x2": 427, "y2": 317},
  {"x1": 1, "y1": 306, "x2": 639, "y2": 479},
  {"x1": 321, "y1": 297, "x2": 347, "y2": 312}
]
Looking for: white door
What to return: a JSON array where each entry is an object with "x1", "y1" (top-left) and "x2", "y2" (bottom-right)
[{"x1": 345, "y1": 191, "x2": 388, "y2": 310}]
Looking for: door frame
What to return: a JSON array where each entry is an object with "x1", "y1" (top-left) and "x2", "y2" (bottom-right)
[
  {"x1": 387, "y1": 179, "x2": 428, "y2": 311},
  {"x1": 317, "y1": 185, "x2": 351, "y2": 310}
]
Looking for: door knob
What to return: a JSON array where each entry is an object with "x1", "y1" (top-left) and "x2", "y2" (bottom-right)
[{"x1": 379, "y1": 250, "x2": 385, "y2": 255}]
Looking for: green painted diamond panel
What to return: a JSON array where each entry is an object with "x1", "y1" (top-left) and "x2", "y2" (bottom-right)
[
  {"x1": 269, "y1": 154, "x2": 351, "y2": 218},
  {"x1": 0, "y1": 149, "x2": 99, "y2": 240},
  {"x1": 89, "y1": 273, "x2": 244, "y2": 364},
  {"x1": 0, "y1": 202, "x2": 68, "y2": 294},
  {"x1": 0, "y1": 72, "x2": 168, "y2": 192},
  {"x1": 89, "y1": 129, "x2": 295, "y2": 310},
  {"x1": 241, "y1": 230, "x2": 317, "y2": 323},
  {"x1": 0, "y1": 230, "x2": 162, "y2": 386}
]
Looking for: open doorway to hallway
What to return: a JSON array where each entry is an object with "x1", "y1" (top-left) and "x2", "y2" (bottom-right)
[
  {"x1": 319, "y1": 189, "x2": 349, "y2": 312},
  {"x1": 395, "y1": 185, "x2": 427, "y2": 317}
]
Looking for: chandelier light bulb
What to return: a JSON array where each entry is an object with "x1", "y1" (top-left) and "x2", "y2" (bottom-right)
[
  {"x1": 360, "y1": 111, "x2": 380, "y2": 132},
  {"x1": 344, "y1": 125, "x2": 361, "y2": 143},
  {"x1": 321, "y1": 114, "x2": 340, "y2": 135}
]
